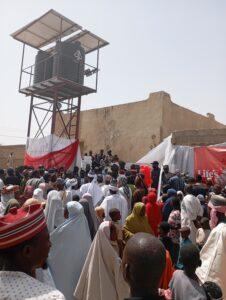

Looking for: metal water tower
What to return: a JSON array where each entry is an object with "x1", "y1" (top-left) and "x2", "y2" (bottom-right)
[{"x1": 11, "y1": 9, "x2": 109, "y2": 169}]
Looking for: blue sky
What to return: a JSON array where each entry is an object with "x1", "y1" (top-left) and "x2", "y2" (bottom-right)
[{"x1": 1, "y1": 0, "x2": 226, "y2": 144}]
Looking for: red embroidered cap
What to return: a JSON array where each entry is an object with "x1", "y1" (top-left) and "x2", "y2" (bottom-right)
[{"x1": 0, "y1": 204, "x2": 46, "y2": 249}]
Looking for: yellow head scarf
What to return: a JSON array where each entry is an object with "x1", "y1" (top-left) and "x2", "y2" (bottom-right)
[{"x1": 123, "y1": 202, "x2": 153, "y2": 241}]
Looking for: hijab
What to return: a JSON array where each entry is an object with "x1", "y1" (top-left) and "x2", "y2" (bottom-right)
[
  {"x1": 146, "y1": 192, "x2": 162, "y2": 236},
  {"x1": 79, "y1": 198, "x2": 96, "y2": 239},
  {"x1": 95, "y1": 206, "x2": 105, "y2": 226},
  {"x1": 74, "y1": 221, "x2": 129, "y2": 300},
  {"x1": 123, "y1": 202, "x2": 153, "y2": 241},
  {"x1": 33, "y1": 188, "x2": 44, "y2": 201},
  {"x1": 4, "y1": 198, "x2": 20, "y2": 215},
  {"x1": 83, "y1": 193, "x2": 98, "y2": 230},
  {"x1": 48, "y1": 201, "x2": 91, "y2": 300}
]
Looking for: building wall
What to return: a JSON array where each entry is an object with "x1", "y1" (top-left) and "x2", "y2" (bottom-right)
[
  {"x1": 77, "y1": 91, "x2": 225, "y2": 161},
  {"x1": 172, "y1": 128, "x2": 226, "y2": 146},
  {"x1": 79, "y1": 92, "x2": 164, "y2": 162},
  {"x1": 0, "y1": 145, "x2": 25, "y2": 168},
  {"x1": 0, "y1": 91, "x2": 225, "y2": 166},
  {"x1": 161, "y1": 92, "x2": 224, "y2": 139}
]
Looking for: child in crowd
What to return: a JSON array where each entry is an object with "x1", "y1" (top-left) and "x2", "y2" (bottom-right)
[
  {"x1": 196, "y1": 217, "x2": 211, "y2": 249},
  {"x1": 176, "y1": 226, "x2": 192, "y2": 269},
  {"x1": 168, "y1": 197, "x2": 181, "y2": 244},
  {"x1": 169, "y1": 244, "x2": 207, "y2": 300},
  {"x1": 109, "y1": 208, "x2": 123, "y2": 257},
  {"x1": 158, "y1": 222, "x2": 175, "y2": 265}
]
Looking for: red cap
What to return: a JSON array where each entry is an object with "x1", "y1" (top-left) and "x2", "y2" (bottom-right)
[{"x1": 0, "y1": 204, "x2": 46, "y2": 249}]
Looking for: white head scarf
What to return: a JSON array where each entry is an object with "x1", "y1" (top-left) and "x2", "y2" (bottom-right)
[
  {"x1": 48, "y1": 200, "x2": 91, "y2": 300},
  {"x1": 33, "y1": 188, "x2": 44, "y2": 201},
  {"x1": 67, "y1": 201, "x2": 84, "y2": 219}
]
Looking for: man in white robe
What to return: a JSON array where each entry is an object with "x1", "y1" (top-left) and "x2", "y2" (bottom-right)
[
  {"x1": 80, "y1": 172, "x2": 103, "y2": 207},
  {"x1": 181, "y1": 185, "x2": 203, "y2": 243},
  {"x1": 196, "y1": 195, "x2": 226, "y2": 298},
  {"x1": 100, "y1": 181, "x2": 128, "y2": 225}
]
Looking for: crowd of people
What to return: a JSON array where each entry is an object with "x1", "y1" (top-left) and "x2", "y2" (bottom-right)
[{"x1": 0, "y1": 148, "x2": 225, "y2": 299}]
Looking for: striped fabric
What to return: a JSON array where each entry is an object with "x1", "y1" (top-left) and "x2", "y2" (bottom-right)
[{"x1": 0, "y1": 204, "x2": 46, "y2": 249}]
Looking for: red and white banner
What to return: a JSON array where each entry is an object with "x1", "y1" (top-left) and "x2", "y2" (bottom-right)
[
  {"x1": 24, "y1": 134, "x2": 79, "y2": 170},
  {"x1": 194, "y1": 146, "x2": 226, "y2": 181}
]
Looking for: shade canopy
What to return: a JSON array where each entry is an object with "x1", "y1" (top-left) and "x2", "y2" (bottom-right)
[{"x1": 11, "y1": 9, "x2": 109, "y2": 53}]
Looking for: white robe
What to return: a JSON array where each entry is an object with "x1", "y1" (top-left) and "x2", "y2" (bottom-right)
[
  {"x1": 0, "y1": 271, "x2": 65, "y2": 299},
  {"x1": 80, "y1": 181, "x2": 104, "y2": 207},
  {"x1": 100, "y1": 194, "x2": 128, "y2": 225},
  {"x1": 196, "y1": 222, "x2": 226, "y2": 298},
  {"x1": 45, "y1": 190, "x2": 65, "y2": 233},
  {"x1": 74, "y1": 221, "x2": 129, "y2": 300},
  {"x1": 181, "y1": 194, "x2": 203, "y2": 243},
  {"x1": 48, "y1": 204, "x2": 92, "y2": 300}
]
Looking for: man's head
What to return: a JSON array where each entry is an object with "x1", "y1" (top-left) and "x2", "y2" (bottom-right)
[
  {"x1": 109, "y1": 179, "x2": 118, "y2": 195},
  {"x1": 158, "y1": 222, "x2": 171, "y2": 238},
  {"x1": 109, "y1": 208, "x2": 121, "y2": 222},
  {"x1": 172, "y1": 196, "x2": 181, "y2": 210},
  {"x1": 151, "y1": 161, "x2": 159, "y2": 170},
  {"x1": 56, "y1": 178, "x2": 65, "y2": 191},
  {"x1": 104, "y1": 175, "x2": 112, "y2": 185},
  {"x1": 201, "y1": 217, "x2": 210, "y2": 230},
  {"x1": 163, "y1": 165, "x2": 169, "y2": 173},
  {"x1": 7, "y1": 168, "x2": 14, "y2": 177},
  {"x1": 180, "y1": 226, "x2": 191, "y2": 240},
  {"x1": 180, "y1": 244, "x2": 201, "y2": 273},
  {"x1": 122, "y1": 233, "x2": 166, "y2": 297},
  {"x1": 196, "y1": 175, "x2": 203, "y2": 183},
  {"x1": 213, "y1": 184, "x2": 222, "y2": 195},
  {"x1": 0, "y1": 204, "x2": 50, "y2": 276}
]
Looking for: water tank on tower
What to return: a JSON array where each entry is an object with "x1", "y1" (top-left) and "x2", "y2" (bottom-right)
[
  {"x1": 52, "y1": 40, "x2": 85, "y2": 84},
  {"x1": 33, "y1": 50, "x2": 53, "y2": 84}
]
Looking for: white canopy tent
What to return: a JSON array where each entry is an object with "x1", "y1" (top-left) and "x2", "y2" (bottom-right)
[{"x1": 137, "y1": 135, "x2": 194, "y2": 176}]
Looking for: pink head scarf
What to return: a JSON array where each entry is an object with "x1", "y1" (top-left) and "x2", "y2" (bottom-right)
[{"x1": 208, "y1": 195, "x2": 226, "y2": 229}]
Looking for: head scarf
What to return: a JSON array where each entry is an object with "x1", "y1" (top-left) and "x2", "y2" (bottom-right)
[
  {"x1": 95, "y1": 206, "x2": 105, "y2": 225},
  {"x1": 167, "y1": 189, "x2": 177, "y2": 198},
  {"x1": 177, "y1": 191, "x2": 184, "y2": 198},
  {"x1": 74, "y1": 221, "x2": 129, "y2": 300},
  {"x1": 19, "y1": 185, "x2": 34, "y2": 206},
  {"x1": 48, "y1": 200, "x2": 91, "y2": 300},
  {"x1": 79, "y1": 198, "x2": 96, "y2": 239},
  {"x1": 65, "y1": 178, "x2": 78, "y2": 190},
  {"x1": 4, "y1": 199, "x2": 20, "y2": 215},
  {"x1": 197, "y1": 194, "x2": 205, "y2": 203},
  {"x1": 118, "y1": 176, "x2": 130, "y2": 200},
  {"x1": 142, "y1": 196, "x2": 148, "y2": 204},
  {"x1": 82, "y1": 193, "x2": 98, "y2": 231},
  {"x1": 23, "y1": 198, "x2": 44, "y2": 207},
  {"x1": 1, "y1": 186, "x2": 17, "y2": 209},
  {"x1": 134, "y1": 175, "x2": 147, "y2": 190},
  {"x1": 146, "y1": 192, "x2": 162, "y2": 236},
  {"x1": 208, "y1": 195, "x2": 226, "y2": 229},
  {"x1": 33, "y1": 188, "x2": 44, "y2": 201},
  {"x1": 123, "y1": 202, "x2": 153, "y2": 241},
  {"x1": 66, "y1": 201, "x2": 84, "y2": 219}
]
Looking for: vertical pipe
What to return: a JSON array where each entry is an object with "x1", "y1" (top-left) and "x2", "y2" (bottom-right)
[
  {"x1": 95, "y1": 41, "x2": 100, "y2": 91},
  {"x1": 19, "y1": 43, "x2": 25, "y2": 91},
  {"x1": 26, "y1": 95, "x2": 34, "y2": 149},
  {"x1": 51, "y1": 92, "x2": 57, "y2": 135},
  {"x1": 75, "y1": 96, "x2": 81, "y2": 140}
]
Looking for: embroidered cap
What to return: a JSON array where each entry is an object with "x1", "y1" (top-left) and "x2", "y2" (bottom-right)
[{"x1": 0, "y1": 204, "x2": 46, "y2": 249}]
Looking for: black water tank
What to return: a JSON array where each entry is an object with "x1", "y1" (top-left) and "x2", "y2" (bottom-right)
[
  {"x1": 52, "y1": 41, "x2": 85, "y2": 84},
  {"x1": 33, "y1": 50, "x2": 53, "y2": 84}
]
